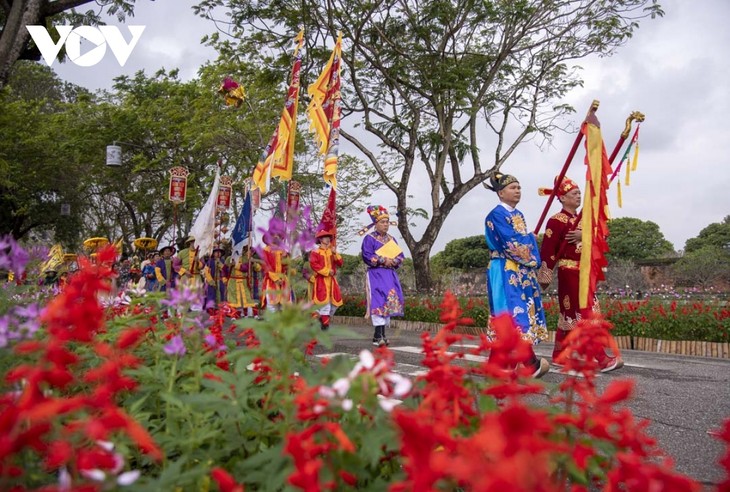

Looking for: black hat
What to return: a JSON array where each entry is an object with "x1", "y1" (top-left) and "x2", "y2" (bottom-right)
[
  {"x1": 484, "y1": 172, "x2": 519, "y2": 192},
  {"x1": 160, "y1": 245, "x2": 176, "y2": 255}
]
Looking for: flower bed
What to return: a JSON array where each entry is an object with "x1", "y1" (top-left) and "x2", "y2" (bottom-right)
[
  {"x1": 337, "y1": 294, "x2": 730, "y2": 343},
  {"x1": 1, "y1": 237, "x2": 729, "y2": 491}
]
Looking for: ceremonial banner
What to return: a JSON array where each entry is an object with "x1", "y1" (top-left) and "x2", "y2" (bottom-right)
[
  {"x1": 231, "y1": 191, "x2": 253, "y2": 262},
  {"x1": 252, "y1": 130, "x2": 279, "y2": 193},
  {"x1": 579, "y1": 114, "x2": 612, "y2": 310},
  {"x1": 252, "y1": 30, "x2": 304, "y2": 192},
  {"x1": 41, "y1": 244, "x2": 64, "y2": 273},
  {"x1": 271, "y1": 29, "x2": 304, "y2": 183},
  {"x1": 317, "y1": 187, "x2": 337, "y2": 238},
  {"x1": 251, "y1": 186, "x2": 261, "y2": 211},
  {"x1": 190, "y1": 168, "x2": 221, "y2": 256},
  {"x1": 307, "y1": 32, "x2": 342, "y2": 189},
  {"x1": 218, "y1": 77, "x2": 246, "y2": 108},
  {"x1": 286, "y1": 181, "x2": 302, "y2": 214},
  {"x1": 216, "y1": 176, "x2": 233, "y2": 210},
  {"x1": 168, "y1": 166, "x2": 189, "y2": 204}
]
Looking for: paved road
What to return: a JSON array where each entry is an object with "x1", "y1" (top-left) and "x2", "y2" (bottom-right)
[{"x1": 312, "y1": 322, "x2": 730, "y2": 487}]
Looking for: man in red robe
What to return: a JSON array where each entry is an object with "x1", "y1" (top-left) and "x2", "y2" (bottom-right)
[{"x1": 538, "y1": 176, "x2": 622, "y2": 373}]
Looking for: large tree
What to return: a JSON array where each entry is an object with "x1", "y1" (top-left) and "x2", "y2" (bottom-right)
[
  {"x1": 606, "y1": 217, "x2": 675, "y2": 262},
  {"x1": 0, "y1": 0, "x2": 148, "y2": 87},
  {"x1": 196, "y1": 0, "x2": 663, "y2": 290}
]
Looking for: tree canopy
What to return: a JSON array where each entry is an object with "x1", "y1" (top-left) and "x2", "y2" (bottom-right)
[
  {"x1": 195, "y1": 0, "x2": 664, "y2": 290},
  {"x1": 606, "y1": 217, "x2": 675, "y2": 262},
  {"x1": 684, "y1": 215, "x2": 730, "y2": 254},
  {"x1": 438, "y1": 235, "x2": 490, "y2": 270},
  {"x1": 0, "y1": 61, "x2": 92, "y2": 244},
  {"x1": 672, "y1": 246, "x2": 730, "y2": 289}
]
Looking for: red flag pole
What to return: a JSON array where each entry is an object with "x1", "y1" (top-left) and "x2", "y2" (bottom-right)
[{"x1": 533, "y1": 100, "x2": 600, "y2": 234}]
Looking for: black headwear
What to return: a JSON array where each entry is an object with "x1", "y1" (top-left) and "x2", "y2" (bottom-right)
[{"x1": 483, "y1": 172, "x2": 519, "y2": 192}]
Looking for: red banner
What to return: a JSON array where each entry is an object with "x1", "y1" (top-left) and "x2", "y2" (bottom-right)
[
  {"x1": 286, "y1": 181, "x2": 302, "y2": 216},
  {"x1": 168, "y1": 167, "x2": 189, "y2": 203},
  {"x1": 216, "y1": 176, "x2": 233, "y2": 210}
]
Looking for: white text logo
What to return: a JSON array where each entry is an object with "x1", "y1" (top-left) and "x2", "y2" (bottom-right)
[{"x1": 26, "y1": 25, "x2": 145, "y2": 67}]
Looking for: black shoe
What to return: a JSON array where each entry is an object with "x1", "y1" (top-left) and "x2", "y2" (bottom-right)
[
  {"x1": 529, "y1": 358, "x2": 550, "y2": 378},
  {"x1": 372, "y1": 337, "x2": 381, "y2": 347},
  {"x1": 383, "y1": 338, "x2": 390, "y2": 346}
]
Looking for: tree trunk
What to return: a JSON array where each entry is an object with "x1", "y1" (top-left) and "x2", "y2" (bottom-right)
[
  {"x1": 412, "y1": 245, "x2": 432, "y2": 293},
  {"x1": 0, "y1": 0, "x2": 43, "y2": 87}
]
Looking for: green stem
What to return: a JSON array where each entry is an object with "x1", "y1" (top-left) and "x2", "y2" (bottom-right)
[{"x1": 165, "y1": 356, "x2": 178, "y2": 435}]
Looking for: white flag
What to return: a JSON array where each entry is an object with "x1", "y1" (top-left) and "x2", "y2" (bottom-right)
[{"x1": 189, "y1": 168, "x2": 220, "y2": 257}]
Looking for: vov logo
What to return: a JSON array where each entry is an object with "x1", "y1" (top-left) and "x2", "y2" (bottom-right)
[{"x1": 26, "y1": 25, "x2": 145, "y2": 67}]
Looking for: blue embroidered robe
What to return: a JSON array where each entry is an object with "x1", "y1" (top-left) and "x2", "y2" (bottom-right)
[{"x1": 484, "y1": 203, "x2": 548, "y2": 344}]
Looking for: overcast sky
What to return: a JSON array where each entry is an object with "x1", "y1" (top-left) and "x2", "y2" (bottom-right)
[{"x1": 51, "y1": 0, "x2": 730, "y2": 255}]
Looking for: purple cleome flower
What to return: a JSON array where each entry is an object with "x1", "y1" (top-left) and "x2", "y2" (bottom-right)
[
  {"x1": 163, "y1": 335, "x2": 186, "y2": 356},
  {"x1": 255, "y1": 205, "x2": 316, "y2": 260},
  {"x1": 0, "y1": 303, "x2": 43, "y2": 349},
  {"x1": 161, "y1": 285, "x2": 204, "y2": 311},
  {"x1": 0, "y1": 235, "x2": 30, "y2": 276}
]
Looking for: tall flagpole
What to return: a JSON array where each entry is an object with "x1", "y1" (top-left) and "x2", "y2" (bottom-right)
[{"x1": 534, "y1": 100, "x2": 599, "y2": 234}]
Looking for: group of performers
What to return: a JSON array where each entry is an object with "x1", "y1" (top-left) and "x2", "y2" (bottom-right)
[
  {"x1": 484, "y1": 172, "x2": 623, "y2": 378},
  {"x1": 144, "y1": 236, "x2": 263, "y2": 317},
  {"x1": 27, "y1": 177, "x2": 621, "y2": 370}
]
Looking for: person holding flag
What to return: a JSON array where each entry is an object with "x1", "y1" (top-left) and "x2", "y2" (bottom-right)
[
  {"x1": 309, "y1": 229, "x2": 343, "y2": 331},
  {"x1": 537, "y1": 175, "x2": 623, "y2": 373},
  {"x1": 227, "y1": 190, "x2": 261, "y2": 318},
  {"x1": 260, "y1": 227, "x2": 291, "y2": 313}
]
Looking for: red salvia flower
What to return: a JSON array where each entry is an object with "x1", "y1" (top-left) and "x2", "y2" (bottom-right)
[{"x1": 211, "y1": 467, "x2": 245, "y2": 492}]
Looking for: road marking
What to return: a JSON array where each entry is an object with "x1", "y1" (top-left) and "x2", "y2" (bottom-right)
[
  {"x1": 389, "y1": 345, "x2": 488, "y2": 362},
  {"x1": 314, "y1": 352, "x2": 352, "y2": 359},
  {"x1": 315, "y1": 347, "x2": 642, "y2": 376}
]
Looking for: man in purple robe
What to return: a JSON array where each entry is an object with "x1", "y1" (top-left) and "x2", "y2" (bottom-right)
[
  {"x1": 155, "y1": 245, "x2": 178, "y2": 292},
  {"x1": 360, "y1": 205, "x2": 405, "y2": 347}
]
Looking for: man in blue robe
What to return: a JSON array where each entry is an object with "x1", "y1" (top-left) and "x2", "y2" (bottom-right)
[{"x1": 484, "y1": 173, "x2": 549, "y2": 378}]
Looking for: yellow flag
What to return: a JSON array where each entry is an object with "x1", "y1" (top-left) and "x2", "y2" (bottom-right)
[{"x1": 41, "y1": 244, "x2": 64, "y2": 273}]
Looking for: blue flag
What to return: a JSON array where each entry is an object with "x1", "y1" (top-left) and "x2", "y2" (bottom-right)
[{"x1": 231, "y1": 191, "x2": 252, "y2": 260}]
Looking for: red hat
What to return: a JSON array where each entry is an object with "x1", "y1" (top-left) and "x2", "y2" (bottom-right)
[
  {"x1": 315, "y1": 229, "x2": 334, "y2": 242},
  {"x1": 538, "y1": 176, "x2": 579, "y2": 198}
]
